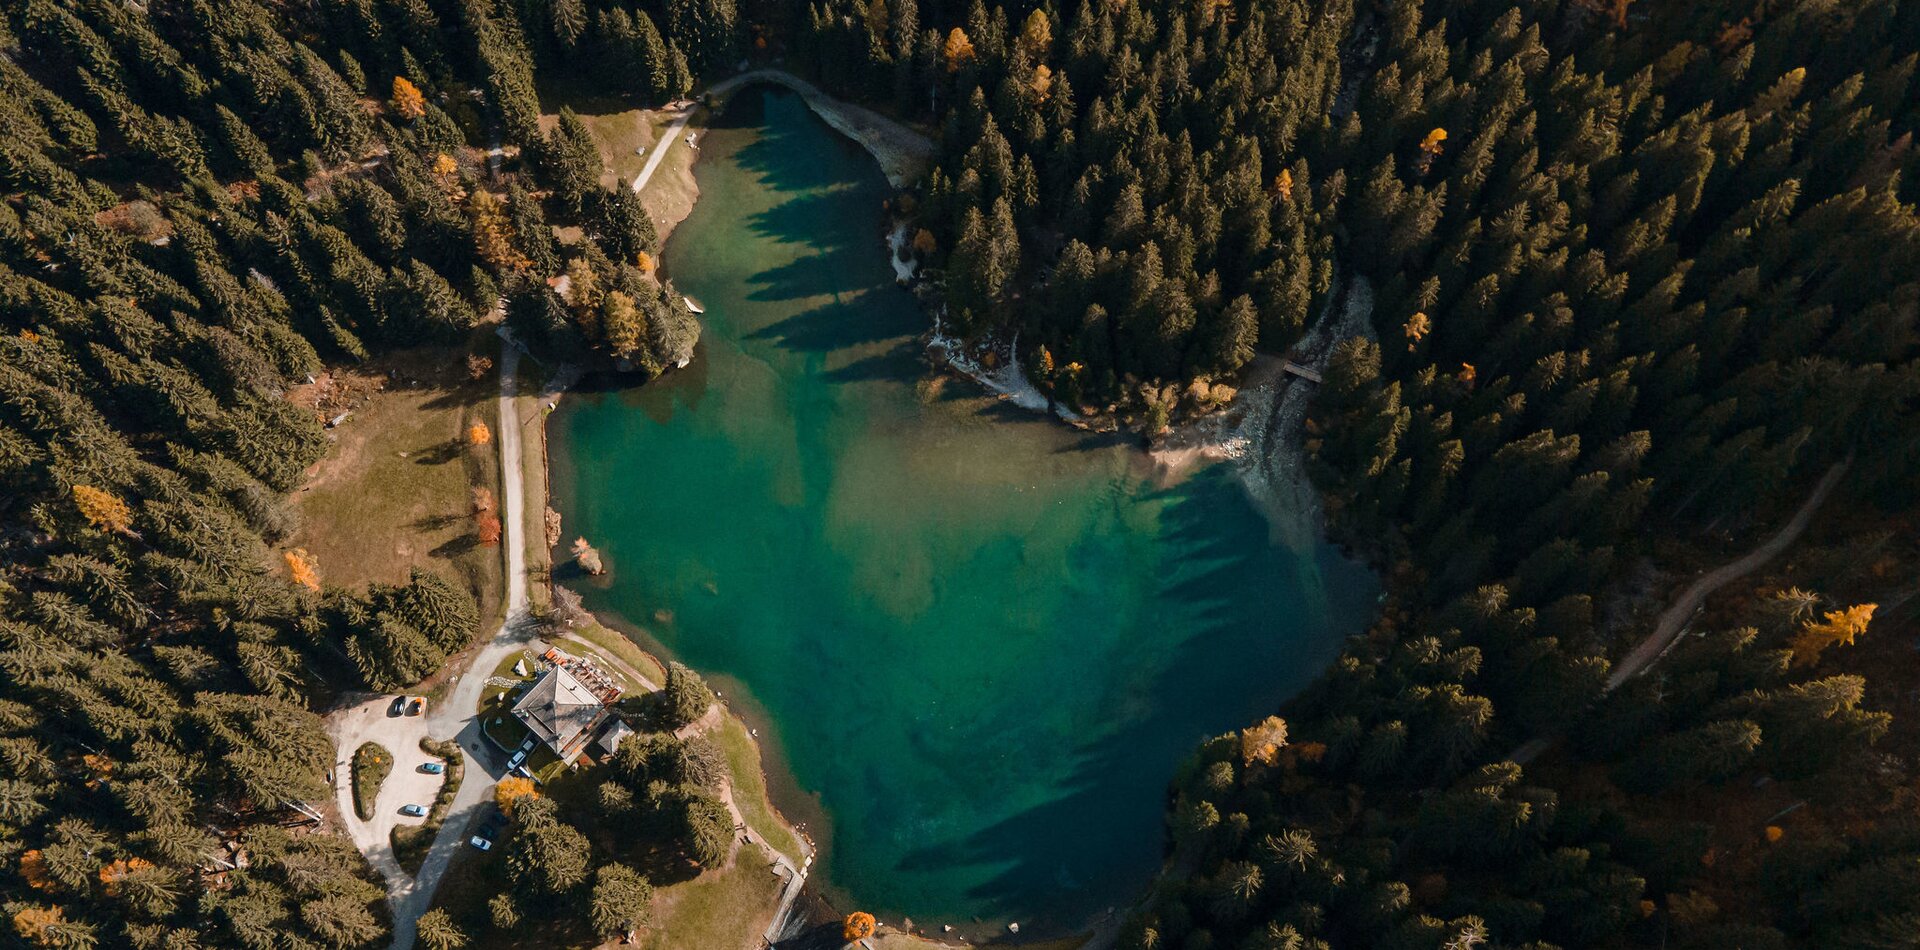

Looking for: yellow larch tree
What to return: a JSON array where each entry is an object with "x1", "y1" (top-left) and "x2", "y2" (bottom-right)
[
  {"x1": 469, "y1": 189, "x2": 529, "y2": 271},
  {"x1": 467, "y1": 421, "x2": 492, "y2": 446},
  {"x1": 1029, "y1": 63, "x2": 1054, "y2": 103},
  {"x1": 495, "y1": 776, "x2": 539, "y2": 816},
  {"x1": 18, "y1": 851, "x2": 51, "y2": 892},
  {"x1": 390, "y1": 77, "x2": 426, "y2": 120},
  {"x1": 284, "y1": 548, "x2": 321, "y2": 592},
  {"x1": 1790, "y1": 603, "x2": 1876, "y2": 667},
  {"x1": 943, "y1": 28, "x2": 976, "y2": 71},
  {"x1": 11, "y1": 907, "x2": 63, "y2": 946},
  {"x1": 71, "y1": 484, "x2": 132, "y2": 534},
  {"x1": 1405, "y1": 311, "x2": 1431, "y2": 350}
]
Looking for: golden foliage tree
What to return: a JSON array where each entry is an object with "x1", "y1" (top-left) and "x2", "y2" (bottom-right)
[
  {"x1": 1018, "y1": 8, "x2": 1052, "y2": 55},
  {"x1": 284, "y1": 548, "x2": 321, "y2": 592},
  {"x1": 469, "y1": 189, "x2": 529, "y2": 271},
  {"x1": 1458, "y1": 362, "x2": 1477, "y2": 386},
  {"x1": 1029, "y1": 63, "x2": 1053, "y2": 103},
  {"x1": 912, "y1": 228, "x2": 937, "y2": 256},
  {"x1": 390, "y1": 77, "x2": 426, "y2": 120},
  {"x1": 602, "y1": 291, "x2": 645, "y2": 359},
  {"x1": 11, "y1": 906, "x2": 62, "y2": 946},
  {"x1": 467, "y1": 422, "x2": 492, "y2": 446},
  {"x1": 71, "y1": 484, "x2": 132, "y2": 534},
  {"x1": 472, "y1": 487, "x2": 495, "y2": 512},
  {"x1": 495, "y1": 776, "x2": 539, "y2": 816},
  {"x1": 843, "y1": 911, "x2": 876, "y2": 940},
  {"x1": 1405, "y1": 311, "x2": 1431, "y2": 349},
  {"x1": 1790, "y1": 603, "x2": 1876, "y2": 667},
  {"x1": 635, "y1": 250, "x2": 655, "y2": 275},
  {"x1": 1240, "y1": 715, "x2": 1289, "y2": 766},
  {"x1": 1272, "y1": 168, "x2": 1294, "y2": 199},
  {"x1": 943, "y1": 28, "x2": 976, "y2": 71},
  {"x1": 18, "y1": 851, "x2": 51, "y2": 892},
  {"x1": 98, "y1": 857, "x2": 153, "y2": 897}
]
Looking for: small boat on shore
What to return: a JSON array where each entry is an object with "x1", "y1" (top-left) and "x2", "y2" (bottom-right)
[{"x1": 684, "y1": 297, "x2": 706, "y2": 314}]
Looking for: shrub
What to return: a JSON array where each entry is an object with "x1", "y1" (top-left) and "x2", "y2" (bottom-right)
[{"x1": 351, "y1": 742, "x2": 392, "y2": 821}]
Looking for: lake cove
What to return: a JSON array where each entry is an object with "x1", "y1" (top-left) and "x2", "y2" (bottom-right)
[{"x1": 549, "y1": 86, "x2": 1380, "y2": 933}]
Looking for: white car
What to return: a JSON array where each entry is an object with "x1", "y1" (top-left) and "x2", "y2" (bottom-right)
[
  {"x1": 469, "y1": 835, "x2": 493, "y2": 851},
  {"x1": 505, "y1": 737, "x2": 535, "y2": 771}
]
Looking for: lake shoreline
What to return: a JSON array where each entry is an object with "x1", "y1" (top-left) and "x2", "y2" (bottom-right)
[{"x1": 544, "y1": 80, "x2": 1373, "y2": 949}]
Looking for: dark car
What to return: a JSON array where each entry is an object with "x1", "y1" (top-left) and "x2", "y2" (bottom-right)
[
  {"x1": 406, "y1": 698, "x2": 425, "y2": 716},
  {"x1": 388, "y1": 697, "x2": 406, "y2": 717}
]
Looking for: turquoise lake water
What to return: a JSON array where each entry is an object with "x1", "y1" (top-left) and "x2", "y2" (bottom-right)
[{"x1": 549, "y1": 86, "x2": 1378, "y2": 931}]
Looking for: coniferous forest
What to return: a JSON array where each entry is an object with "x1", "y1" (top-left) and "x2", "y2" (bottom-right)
[{"x1": 3, "y1": 0, "x2": 1920, "y2": 948}]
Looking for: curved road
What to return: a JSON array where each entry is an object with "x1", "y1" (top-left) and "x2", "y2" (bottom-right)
[
  {"x1": 1509, "y1": 459, "x2": 1850, "y2": 765},
  {"x1": 1605, "y1": 459, "x2": 1849, "y2": 690}
]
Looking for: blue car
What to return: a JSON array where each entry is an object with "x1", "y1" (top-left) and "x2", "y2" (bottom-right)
[
  {"x1": 420, "y1": 762, "x2": 444, "y2": 775},
  {"x1": 400, "y1": 804, "x2": 427, "y2": 817}
]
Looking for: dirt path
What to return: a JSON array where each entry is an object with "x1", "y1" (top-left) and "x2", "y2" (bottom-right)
[
  {"x1": 1606, "y1": 459, "x2": 1850, "y2": 689},
  {"x1": 1509, "y1": 459, "x2": 1851, "y2": 765},
  {"x1": 369, "y1": 328, "x2": 541, "y2": 950}
]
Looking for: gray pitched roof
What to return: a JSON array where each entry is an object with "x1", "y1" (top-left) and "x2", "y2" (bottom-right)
[{"x1": 511, "y1": 666, "x2": 606, "y2": 757}]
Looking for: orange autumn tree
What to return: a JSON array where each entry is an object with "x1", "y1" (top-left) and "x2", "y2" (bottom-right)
[
  {"x1": 285, "y1": 548, "x2": 321, "y2": 592},
  {"x1": 18, "y1": 851, "x2": 51, "y2": 892},
  {"x1": 475, "y1": 512, "x2": 503, "y2": 546},
  {"x1": 71, "y1": 484, "x2": 132, "y2": 534},
  {"x1": 1790, "y1": 603, "x2": 1876, "y2": 667},
  {"x1": 843, "y1": 911, "x2": 876, "y2": 940},
  {"x1": 467, "y1": 421, "x2": 492, "y2": 446},
  {"x1": 11, "y1": 906, "x2": 63, "y2": 946},
  {"x1": 943, "y1": 28, "x2": 975, "y2": 71},
  {"x1": 390, "y1": 76, "x2": 426, "y2": 120},
  {"x1": 98, "y1": 857, "x2": 153, "y2": 897},
  {"x1": 495, "y1": 776, "x2": 539, "y2": 816}
]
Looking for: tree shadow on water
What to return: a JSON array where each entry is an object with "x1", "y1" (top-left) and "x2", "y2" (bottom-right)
[
  {"x1": 744, "y1": 294, "x2": 911, "y2": 354},
  {"x1": 887, "y1": 471, "x2": 1367, "y2": 931}
]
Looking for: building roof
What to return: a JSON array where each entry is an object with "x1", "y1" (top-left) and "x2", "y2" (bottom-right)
[
  {"x1": 511, "y1": 666, "x2": 609, "y2": 763},
  {"x1": 596, "y1": 719, "x2": 634, "y2": 757}
]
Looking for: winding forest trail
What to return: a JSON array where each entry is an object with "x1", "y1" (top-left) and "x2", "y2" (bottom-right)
[
  {"x1": 1509, "y1": 459, "x2": 1850, "y2": 765},
  {"x1": 1604, "y1": 460, "x2": 1850, "y2": 690}
]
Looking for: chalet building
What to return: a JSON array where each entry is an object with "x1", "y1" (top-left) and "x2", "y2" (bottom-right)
[{"x1": 510, "y1": 648, "x2": 624, "y2": 766}]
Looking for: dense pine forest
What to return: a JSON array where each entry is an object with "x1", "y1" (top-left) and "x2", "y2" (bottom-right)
[{"x1": 3, "y1": 0, "x2": 1919, "y2": 948}]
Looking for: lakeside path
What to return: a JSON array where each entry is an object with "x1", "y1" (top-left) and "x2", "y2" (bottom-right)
[
  {"x1": 384, "y1": 330, "x2": 541, "y2": 950},
  {"x1": 632, "y1": 68, "x2": 933, "y2": 195},
  {"x1": 1509, "y1": 459, "x2": 1851, "y2": 765}
]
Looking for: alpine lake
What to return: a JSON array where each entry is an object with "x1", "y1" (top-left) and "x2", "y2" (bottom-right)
[{"x1": 550, "y1": 86, "x2": 1379, "y2": 935}]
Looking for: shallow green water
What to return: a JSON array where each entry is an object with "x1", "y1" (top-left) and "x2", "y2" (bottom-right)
[{"x1": 550, "y1": 87, "x2": 1377, "y2": 930}]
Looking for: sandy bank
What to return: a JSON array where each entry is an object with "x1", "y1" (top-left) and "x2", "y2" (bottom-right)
[{"x1": 707, "y1": 69, "x2": 935, "y2": 189}]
